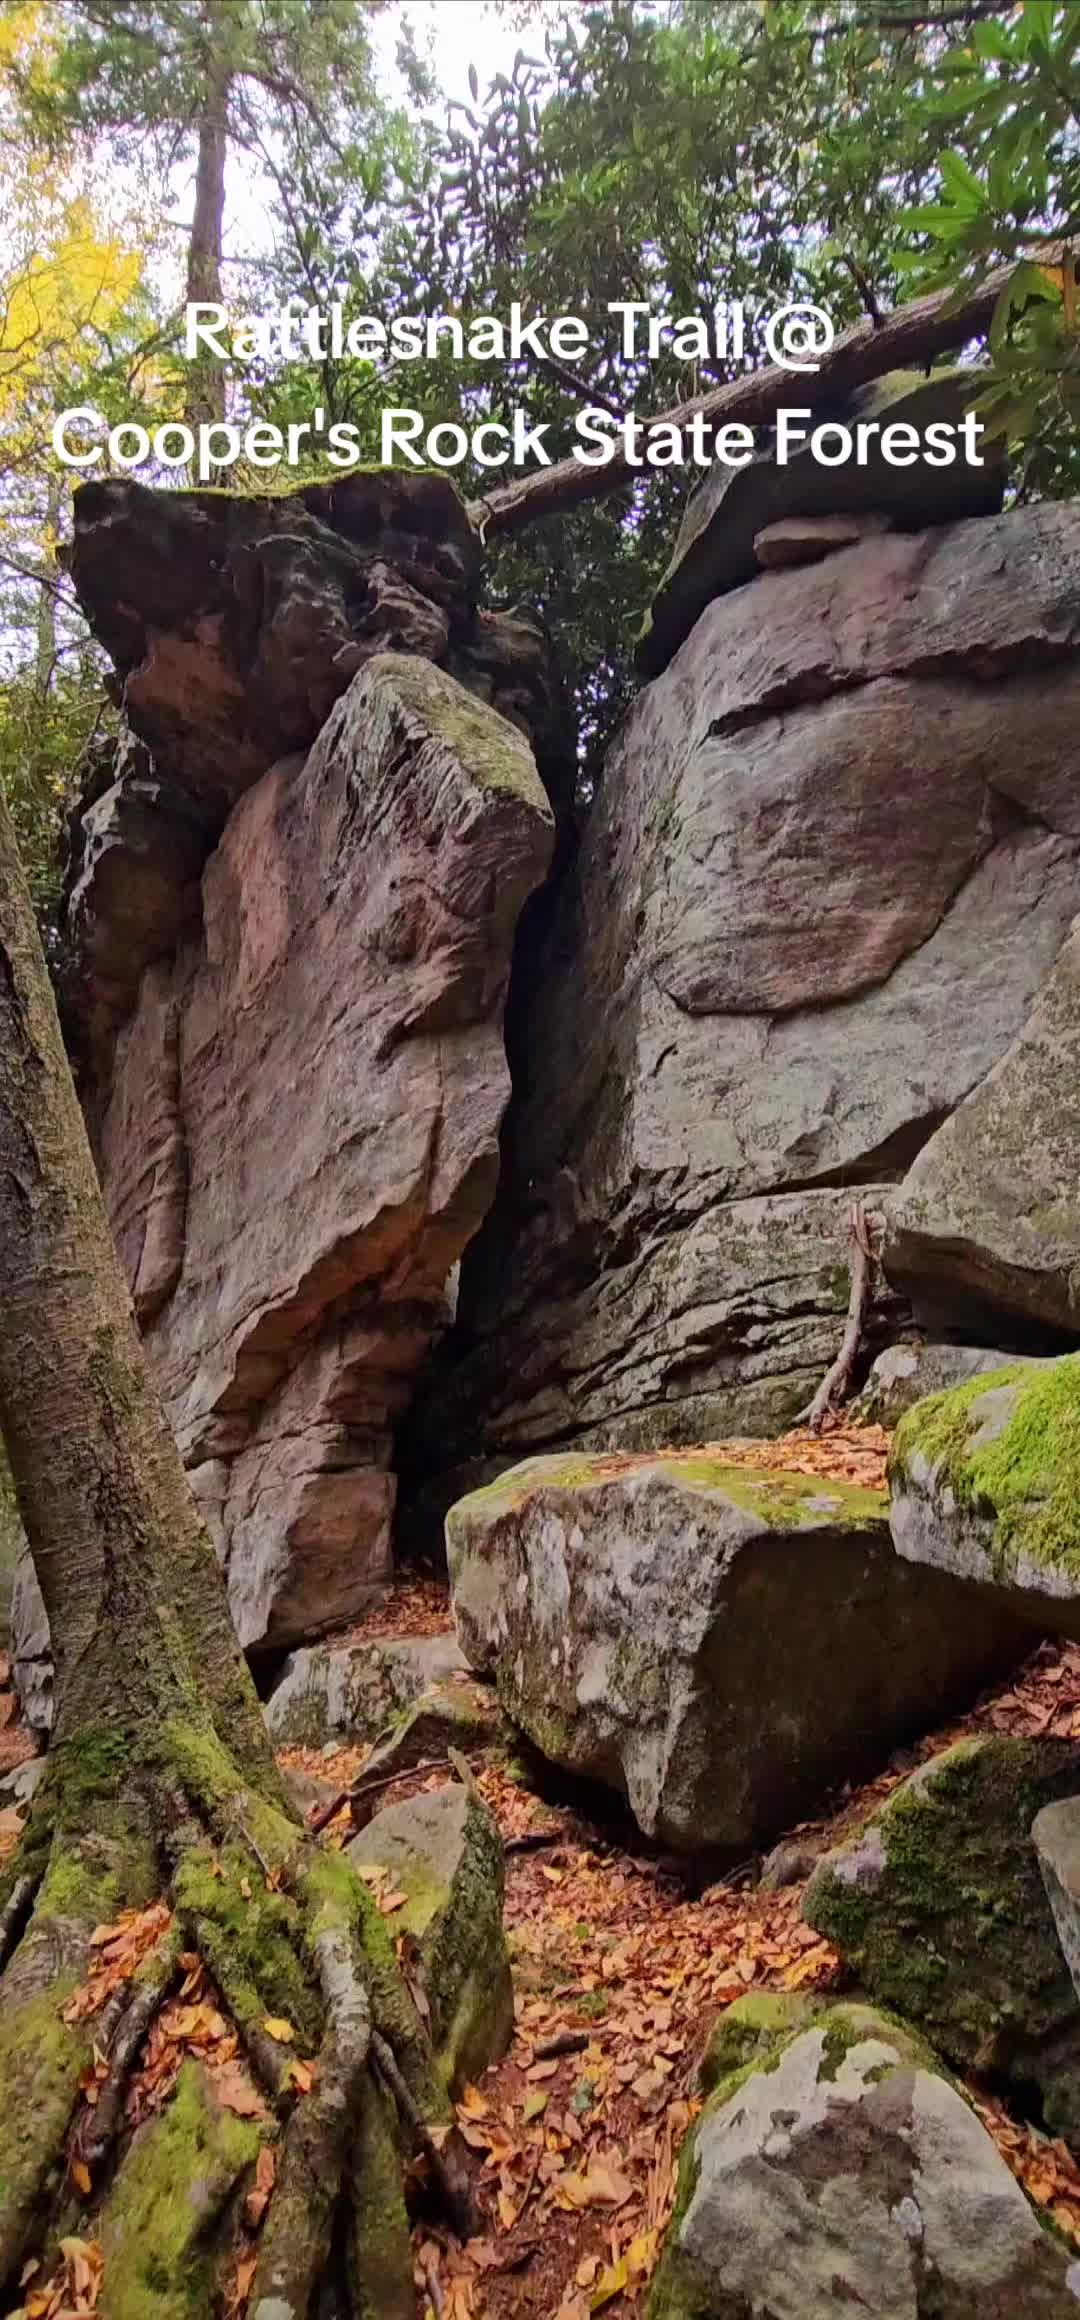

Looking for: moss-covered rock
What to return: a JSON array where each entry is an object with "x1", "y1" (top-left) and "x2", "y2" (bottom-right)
[
  {"x1": 347, "y1": 1783, "x2": 512, "y2": 2093},
  {"x1": 805, "y1": 1732, "x2": 1080, "y2": 2145},
  {"x1": 647, "y1": 1999, "x2": 1080, "y2": 2320},
  {"x1": 102, "y1": 2061, "x2": 264, "y2": 2320},
  {"x1": 447, "y1": 1449, "x2": 1027, "y2": 1853},
  {"x1": 889, "y1": 1353, "x2": 1080, "y2": 1633}
]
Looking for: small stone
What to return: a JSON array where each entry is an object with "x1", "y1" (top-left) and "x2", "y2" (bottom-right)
[{"x1": 753, "y1": 511, "x2": 890, "y2": 568}]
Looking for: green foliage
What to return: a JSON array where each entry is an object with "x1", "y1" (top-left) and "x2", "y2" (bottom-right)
[{"x1": 893, "y1": 0, "x2": 1080, "y2": 492}]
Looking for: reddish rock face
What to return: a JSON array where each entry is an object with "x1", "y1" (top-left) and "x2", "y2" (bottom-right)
[{"x1": 95, "y1": 653, "x2": 554, "y2": 1650}]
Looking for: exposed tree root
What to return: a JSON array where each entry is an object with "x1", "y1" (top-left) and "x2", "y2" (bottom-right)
[{"x1": 0, "y1": 1732, "x2": 481, "y2": 2320}]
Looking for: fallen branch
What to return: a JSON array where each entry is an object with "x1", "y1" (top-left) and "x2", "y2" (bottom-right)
[
  {"x1": 371, "y1": 2028, "x2": 476, "y2": 2240},
  {"x1": 798, "y1": 1199, "x2": 877, "y2": 1433},
  {"x1": 0, "y1": 1875, "x2": 35, "y2": 1973},
  {"x1": 533, "y1": 2029, "x2": 588, "y2": 2061},
  {"x1": 83, "y1": 1927, "x2": 182, "y2": 2165},
  {"x1": 468, "y1": 266, "x2": 1014, "y2": 540},
  {"x1": 309, "y1": 1755, "x2": 452, "y2": 1838}
]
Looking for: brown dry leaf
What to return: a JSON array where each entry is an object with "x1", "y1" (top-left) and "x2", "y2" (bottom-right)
[
  {"x1": 214, "y1": 2063, "x2": 269, "y2": 2122},
  {"x1": 243, "y1": 2143, "x2": 277, "y2": 2228},
  {"x1": 555, "y1": 2165, "x2": 633, "y2": 2211}
]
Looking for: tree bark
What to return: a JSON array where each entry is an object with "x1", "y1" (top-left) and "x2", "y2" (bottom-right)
[
  {"x1": 0, "y1": 785, "x2": 265, "y2": 1767},
  {"x1": 0, "y1": 790, "x2": 462, "y2": 2313},
  {"x1": 468, "y1": 265, "x2": 1015, "y2": 540},
  {"x1": 184, "y1": 7, "x2": 232, "y2": 431}
]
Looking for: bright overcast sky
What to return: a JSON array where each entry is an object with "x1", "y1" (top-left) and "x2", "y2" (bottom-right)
[{"x1": 371, "y1": 1, "x2": 535, "y2": 109}]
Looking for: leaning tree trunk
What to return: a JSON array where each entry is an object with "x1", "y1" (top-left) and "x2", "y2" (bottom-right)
[{"x1": 0, "y1": 790, "x2": 469, "y2": 2313}]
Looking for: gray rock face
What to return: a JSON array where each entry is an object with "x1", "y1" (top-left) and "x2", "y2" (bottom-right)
[
  {"x1": 446, "y1": 1451, "x2": 1026, "y2": 1852},
  {"x1": 854, "y1": 1340, "x2": 1038, "y2": 1427},
  {"x1": 264, "y1": 1630, "x2": 468, "y2": 1744},
  {"x1": 887, "y1": 920, "x2": 1080, "y2": 1338},
  {"x1": 889, "y1": 1355, "x2": 1080, "y2": 1638},
  {"x1": 804, "y1": 1734, "x2": 1080, "y2": 2146},
  {"x1": 647, "y1": 1998, "x2": 1080, "y2": 2320},
  {"x1": 1034, "y1": 1797, "x2": 1080, "y2": 2007},
  {"x1": 640, "y1": 370, "x2": 1005, "y2": 676},
  {"x1": 347, "y1": 1783, "x2": 513, "y2": 2092},
  {"x1": 409, "y1": 502, "x2": 1080, "y2": 1498}
]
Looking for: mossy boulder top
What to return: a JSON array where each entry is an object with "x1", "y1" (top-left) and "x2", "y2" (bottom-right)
[
  {"x1": 445, "y1": 1448, "x2": 1026, "y2": 1853},
  {"x1": 646, "y1": 1996, "x2": 1080, "y2": 2320},
  {"x1": 805, "y1": 1731, "x2": 1080, "y2": 2147},
  {"x1": 889, "y1": 1352, "x2": 1080, "y2": 1635},
  {"x1": 639, "y1": 368, "x2": 1004, "y2": 675}
]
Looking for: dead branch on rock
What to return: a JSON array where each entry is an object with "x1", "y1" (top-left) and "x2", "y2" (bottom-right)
[{"x1": 798, "y1": 1199, "x2": 878, "y2": 1433}]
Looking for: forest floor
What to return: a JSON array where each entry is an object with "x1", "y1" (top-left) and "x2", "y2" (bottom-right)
[
  {"x1": 7, "y1": 1426, "x2": 1080, "y2": 2320},
  {"x1": 280, "y1": 1421, "x2": 1080, "y2": 2320}
]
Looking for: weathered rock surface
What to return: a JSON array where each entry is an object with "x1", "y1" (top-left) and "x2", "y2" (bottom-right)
[
  {"x1": 347, "y1": 1783, "x2": 513, "y2": 2091},
  {"x1": 639, "y1": 369, "x2": 1004, "y2": 675},
  {"x1": 805, "y1": 1734, "x2": 1080, "y2": 2145},
  {"x1": 854, "y1": 1340, "x2": 1038, "y2": 1427},
  {"x1": 647, "y1": 1995, "x2": 1080, "y2": 2320},
  {"x1": 407, "y1": 501, "x2": 1080, "y2": 1502},
  {"x1": 446, "y1": 1451, "x2": 1026, "y2": 1852},
  {"x1": 1034, "y1": 1796, "x2": 1080, "y2": 2008},
  {"x1": 68, "y1": 650, "x2": 553, "y2": 1656},
  {"x1": 264, "y1": 1629, "x2": 468, "y2": 1744},
  {"x1": 62, "y1": 472, "x2": 570, "y2": 1091},
  {"x1": 889, "y1": 1355, "x2": 1080, "y2": 1638},
  {"x1": 887, "y1": 920, "x2": 1080, "y2": 1338}
]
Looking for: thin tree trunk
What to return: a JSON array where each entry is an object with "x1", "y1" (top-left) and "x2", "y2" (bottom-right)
[
  {"x1": 184, "y1": 10, "x2": 232, "y2": 432},
  {"x1": 0, "y1": 780, "x2": 267, "y2": 1772},
  {"x1": 33, "y1": 471, "x2": 61, "y2": 700},
  {"x1": 468, "y1": 264, "x2": 1015, "y2": 540}
]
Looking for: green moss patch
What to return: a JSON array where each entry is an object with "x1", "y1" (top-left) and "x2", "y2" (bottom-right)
[
  {"x1": 102, "y1": 2062, "x2": 263, "y2": 2320},
  {"x1": 891, "y1": 1355, "x2": 1080, "y2": 1579},
  {"x1": 805, "y1": 1733, "x2": 1080, "y2": 2143},
  {"x1": 451, "y1": 1450, "x2": 888, "y2": 1533}
]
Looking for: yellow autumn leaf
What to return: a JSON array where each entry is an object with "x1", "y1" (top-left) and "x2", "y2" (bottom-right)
[{"x1": 262, "y1": 2015, "x2": 296, "y2": 2043}]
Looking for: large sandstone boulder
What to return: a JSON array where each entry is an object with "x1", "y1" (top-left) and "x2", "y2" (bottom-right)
[
  {"x1": 445, "y1": 1450, "x2": 1026, "y2": 1852},
  {"x1": 347, "y1": 1782, "x2": 513, "y2": 2092},
  {"x1": 407, "y1": 501, "x2": 1080, "y2": 1506},
  {"x1": 639, "y1": 369, "x2": 1004, "y2": 675},
  {"x1": 805, "y1": 1734, "x2": 1080, "y2": 2146},
  {"x1": 886, "y1": 920, "x2": 1080, "y2": 1338},
  {"x1": 647, "y1": 1996, "x2": 1080, "y2": 2320},
  {"x1": 66, "y1": 650, "x2": 553, "y2": 1656},
  {"x1": 889, "y1": 1355, "x2": 1080, "y2": 1637}
]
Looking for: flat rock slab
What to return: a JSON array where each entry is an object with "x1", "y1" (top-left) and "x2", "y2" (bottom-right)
[
  {"x1": 640, "y1": 368, "x2": 1003, "y2": 675},
  {"x1": 264, "y1": 1630, "x2": 467, "y2": 1744},
  {"x1": 1034, "y1": 1796, "x2": 1080, "y2": 2008},
  {"x1": 348, "y1": 1784, "x2": 513, "y2": 2092},
  {"x1": 805, "y1": 1734, "x2": 1080, "y2": 2146},
  {"x1": 647, "y1": 1996, "x2": 1080, "y2": 2319},
  {"x1": 887, "y1": 919, "x2": 1080, "y2": 1338},
  {"x1": 889, "y1": 1354, "x2": 1080, "y2": 1638},
  {"x1": 854, "y1": 1339, "x2": 1038, "y2": 1427},
  {"x1": 446, "y1": 1451, "x2": 1027, "y2": 1852}
]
